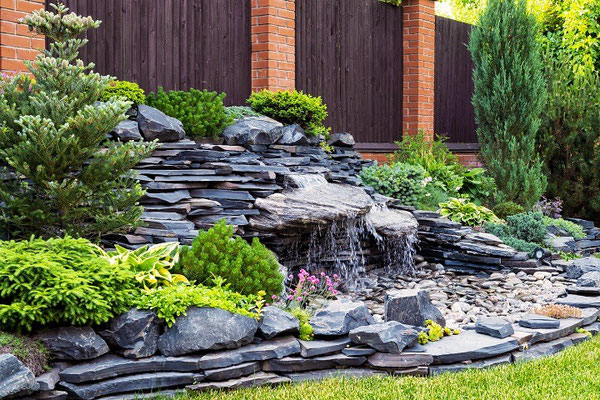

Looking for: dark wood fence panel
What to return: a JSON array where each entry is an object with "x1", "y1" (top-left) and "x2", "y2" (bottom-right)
[
  {"x1": 50, "y1": 0, "x2": 251, "y2": 105},
  {"x1": 295, "y1": 0, "x2": 403, "y2": 148},
  {"x1": 434, "y1": 16, "x2": 477, "y2": 147}
]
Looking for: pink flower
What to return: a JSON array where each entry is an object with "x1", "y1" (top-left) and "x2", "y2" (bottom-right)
[
  {"x1": 265, "y1": 303, "x2": 270, "y2": 307},
  {"x1": 333, "y1": 290, "x2": 338, "y2": 295},
  {"x1": 297, "y1": 297, "x2": 303, "y2": 301},
  {"x1": 271, "y1": 295, "x2": 278, "y2": 300},
  {"x1": 287, "y1": 295, "x2": 294, "y2": 301},
  {"x1": 333, "y1": 274, "x2": 339, "y2": 279},
  {"x1": 321, "y1": 272, "x2": 326, "y2": 276},
  {"x1": 328, "y1": 286, "x2": 333, "y2": 291}
]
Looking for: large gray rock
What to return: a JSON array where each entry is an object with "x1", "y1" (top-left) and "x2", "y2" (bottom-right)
[
  {"x1": 349, "y1": 322, "x2": 419, "y2": 353},
  {"x1": 512, "y1": 336, "x2": 574, "y2": 363},
  {"x1": 366, "y1": 208, "x2": 419, "y2": 237},
  {"x1": 384, "y1": 289, "x2": 445, "y2": 327},
  {"x1": 0, "y1": 354, "x2": 39, "y2": 398},
  {"x1": 35, "y1": 327, "x2": 109, "y2": 361},
  {"x1": 262, "y1": 354, "x2": 366, "y2": 372},
  {"x1": 425, "y1": 330, "x2": 519, "y2": 364},
  {"x1": 275, "y1": 124, "x2": 309, "y2": 145},
  {"x1": 158, "y1": 307, "x2": 259, "y2": 356},
  {"x1": 518, "y1": 314, "x2": 560, "y2": 329},
  {"x1": 111, "y1": 119, "x2": 142, "y2": 142},
  {"x1": 328, "y1": 133, "x2": 355, "y2": 147},
  {"x1": 557, "y1": 294, "x2": 600, "y2": 309},
  {"x1": 310, "y1": 300, "x2": 375, "y2": 336},
  {"x1": 221, "y1": 117, "x2": 283, "y2": 145},
  {"x1": 137, "y1": 105, "x2": 185, "y2": 142},
  {"x1": 203, "y1": 362, "x2": 260, "y2": 382},
  {"x1": 99, "y1": 309, "x2": 160, "y2": 359},
  {"x1": 286, "y1": 368, "x2": 384, "y2": 383},
  {"x1": 475, "y1": 317, "x2": 514, "y2": 339},
  {"x1": 367, "y1": 352, "x2": 434, "y2": 369},
  {"x1": 515, "y1": 308, "x2": 600, "y2": 344},
  {"x1": 258, "y1": 307, "x2": 299, "y2": 339},
  {"x1": 187, "y1": 371, "x2": 289, "y2": 392},
  {"x1": 428, "y1": 354, "x2": 511, "y2": 376},
  {"x1": 577, "y1": 271, "x2": 600, "y2": 287},
  {"x1": 564, "y1": 257, "x2": 600, "y2": 279},
  {"x1": 299, "y1": 337, "x2": 351, "y2": 358}
]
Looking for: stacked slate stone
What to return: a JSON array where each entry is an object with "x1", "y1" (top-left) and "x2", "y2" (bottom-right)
[{"x1": 548, "y1": 218, "x2": 600, "y2": 255}]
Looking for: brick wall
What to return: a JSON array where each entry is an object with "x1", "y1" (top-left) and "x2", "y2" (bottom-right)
[
  {"x1": 250, "y1": 0, "x2": 295, "y2": 92},
  {"x1": 0, "y1": 0, "x2": 44, "y2": 74},
  {"x1": 361, "y1": 151, "x2": 483, "y2": 169}
]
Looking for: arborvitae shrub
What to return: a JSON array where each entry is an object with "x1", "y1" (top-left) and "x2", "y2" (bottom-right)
[
  {"x1": 176, "y1": 220, "x2": 284, "y2": 298},
  {"x1": 469, "y1": 0, "x2": 547, "y2": 208},
  {"x1": 146, "y1": 87, "x2": 233, "y2": 138},
  {"x1": 359, "y1": 162, "x2": 427, "y2": 207},
  {"x1": 100, "y1": 80, "x2": 146, "y2": 105}
]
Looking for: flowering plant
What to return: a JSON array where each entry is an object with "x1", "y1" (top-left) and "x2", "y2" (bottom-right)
[
  {"x1": 533, "y1": 196, "x2": 563, "y2": 219},
  {"x1": 270, "y1": 269, "x2": 341, "y2": 310}
]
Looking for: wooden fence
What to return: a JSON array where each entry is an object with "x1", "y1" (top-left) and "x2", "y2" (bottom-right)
[
  {"x1": 295, "y1": 0, "x2": 404, "y2": 149},
  {"x1": 434, "y1": 16, "x2": 477, "y2": 148},
  {"x1": 50, "y1": 0, "x2": 252, "y2": 106}
]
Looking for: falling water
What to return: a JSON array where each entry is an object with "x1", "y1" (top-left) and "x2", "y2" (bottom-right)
[{"x1": 286, "y1": 173, "x2": 329, "y2": 189}]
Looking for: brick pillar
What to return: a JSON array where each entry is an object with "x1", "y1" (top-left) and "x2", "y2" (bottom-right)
[
  {"x1": 0, "y1": 0, "x2": 45, "y2": 73},
  {"x1": 402, "y1": 0, "x2": 435, "y2": 138},
  {"x1": 250, "y1": 0, "x2": 295, "y2": 92}
]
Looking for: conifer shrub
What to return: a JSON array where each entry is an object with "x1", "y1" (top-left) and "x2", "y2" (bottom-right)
[
  {"x1": 469, "y1": 0, "x2": 547, "y2": 208},
  {"x1": 146, "y1": 87, "x2": 233, "y2": 138},
  {"x1": 0, "y1": 237, "x2": 137, "y2": 332},
  {"x1": 485, "y1": 211, "x2": 547, "y2": 254},
  {"x1": 0, "y1": 4, "x2": 156, "y2": 240},
  {"x1": 359, "y1": 162, "x2": 427, "y2": 207},
  {"x1": 100, "y1": 80, "x2": 146, "y2": 105},
  {"x1": 492, "y1": 202, "x2": 525, "y2": 220},
  {"x1": 247, "y1": 90, "x2": 330, "y2": 137},
  {"x1": 176, "y1": 220, "x2": 284, "y2": 298}
]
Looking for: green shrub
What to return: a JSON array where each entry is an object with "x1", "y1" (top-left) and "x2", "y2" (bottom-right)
[
  {"x1": 225, "y1": 106, "x2": 263, "y2": 120},
  {"x1": 176, "y1": 220, "x2": 284, "y2": 298},
  {"x1": 469, "y1": 0, "x2": 547, "y2": 208},
  {"x1": 542, "y1": 216, "x2": 586, "y2": 240},
  {"x1": 0, "y1": 331, "x2": 49, "y2": 375},
  {"x1": 247, "y1": 90, "x2": 330, "y2": 137},
  {"x1": 147, "y1": 87, "x2": 233, "y2": 138},
  {"x1": 359, "y1": 162, "x2": 427, "y2": 207},
  {"x1": 505, "y1": 211, "x2": 547, "y2": 244},
  {"x1": 493, "y1": 202, "x2": 525, "y2": 220},
  {"x1": 0, "y1": 237, "x2": 137, "y2": 332},
  {"x1": 100, "y1": 80, "x2": 146, "y2": 105},
  {"x1": 288, "y1": 307, "x2": 314, "y2": 341},
  {"x1": 461, "y1": 167, "x2": 496, "y2": 205},
  {"x1": 438, "y1": 198, "x2": 500, "y2": 227},
  {"x1": 135, "y1": 279, "x2": 264, "y2": 327}
]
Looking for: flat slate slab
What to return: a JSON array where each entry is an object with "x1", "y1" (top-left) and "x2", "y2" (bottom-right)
[
  {"x1": 475, "y1": 317, "x2": 514, "y2": 339},
  {"x1": 342, "y1": 346, "x2": 377, "y2": 357},
  {"x1": 367, "y1": 352, "x2": 434, "y2": 369},
  {"x1": 285, "y1": 368, "x2": 385, "y2": 383},
  {"x1": 424, "y1": 330, "x2": 519, "y2": 364},
  {"x1": 512, "y1": 336, "x2": 576, "y2": 363},
  {"x1": 428, "y1": 354, "x2": 512, "y2": 376},
  {"x1": 97, "y1": 390, "x2": 185, "y2": 400},
  {"x1": 513, "y1": 308, "x2": 599, "y2": 344},
  {"x1": 557, "y1": 295, "x2": 600, "y2": 309},
  {"x1": 518, "y1": 314, "x2": 560, "y2": 329},
  {"x1": 187, "y1": 372, "x2": 289, "y2": 392},
  {"x1": 262, "y1": 354, "x2": 366, "y2": 373},
  {"x1": 299, "y1": 337, "x2": 351, "y2": 358},
  {"x1": 566, "y1": 286, "x2": 600, "y2": 296},
  {"x1": 203, "y1": 362, "x2": 261, "y2": 382}
]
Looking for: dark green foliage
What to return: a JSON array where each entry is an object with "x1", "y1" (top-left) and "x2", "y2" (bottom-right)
[
  {"x1": 485, "y1": 211, "x2": 547, "y2": 254},
  {"x1": 461, "y1": 168, "x2": 496, "y2": 206},
  {"x1": 147, "y1": 87, "x2": 233, "y2": 138},
  {"x1": 100, "y1": 80, "x2": 146, "y2": 105},
  {"x1": 0, "y1": 331, "x2": 49, "y2": 375},
  {"x1": 0, "y1": 4, "x2": 156, "y2": 240},
  {"x1": 542, "y1": 216, "x2": 586, "y2": 240},
  {"x1": 492, "y1": 202, "x2": 525, "y2": 220},
  {"x1": 225, "y1": 106, "x2": 264, "y2": 120},
  {"x1": 247, "y1": 90, "x2": 330, "y2": 137},
  {"x1": 359, "y1": 162, "x2": 427, "y2": 207},
  {"x1": 469, "y1": 0, "x2": 547, "y2": 208},
  {"x1": 484, "y1": 223, "x2": 540, "y2": 255},
  {"x1": 0, "y1": 237, "x2": 137, "y2": 332},
  {"x1": 176, "y1": 220, "x2": 284, "y2": 298}
]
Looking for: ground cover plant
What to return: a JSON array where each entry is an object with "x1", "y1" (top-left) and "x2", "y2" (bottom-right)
[
  {"x1": 534, "y1": 303, "x2": 582, "y2": 319},
  {"x1": 485, "y1": 211, "x2": 547, "y2": 254},
  {"x1": 100, "y1": 80, "x2": 146, "y2": 105},
  {"x1": 175, "y1": 335, "x2": 600, "y2": 400},
  {"x1": 0, "y1": 4, "x2": 156, "y2": 240},
  {"x1": 0, "y1": 331, "x2": 49, "y2": 376}
]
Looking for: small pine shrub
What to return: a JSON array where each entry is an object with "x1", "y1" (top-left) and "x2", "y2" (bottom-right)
[
  {"x1": 147, "y1": 87, "x2": 233, "y2": 138},
  {"x1": 0, "y1": 331, "x2": 49, "y2": 375},
  {"x1": 493, "y1": 202, "x2": 525, "y2": 220},
  {"x1": 247, "y1": 90, "x2": 330, "y2": 137},
  {"x1": 534, "y1": 304, "x2": 582, "y2": 319},
  {"x1": 100, "y1": 80, "x2": 146, "y2": 105},
  {"x1": 225, "y1": 106, "x2": 263, "y2": 120},
  {"x1": 505, "y1": 212, "x2": 547, "y2": 244},
  {"x1": 542, "y1": 216, "x2": 586, "y2": 240},
  {"x1": 359, "y1": 162, "x2": 427, "y2": 207},
  {"x1": 176, "y1": 220, "x2": 284, "y2": 298},
  {"x1": 0, "y1": 237, "x2": 137, "y2": 332},
  {"x1": 438, "y1": 197, "x2": 500, "y2": 227}
]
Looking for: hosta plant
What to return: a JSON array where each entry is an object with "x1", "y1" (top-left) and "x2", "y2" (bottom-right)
[{"x1": 438, "y1": 198, "x2": 500, "y2": 227}]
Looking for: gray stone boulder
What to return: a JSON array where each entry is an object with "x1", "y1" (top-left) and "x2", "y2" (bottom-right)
[
  {"x1": 328, "y1": 132, "x2": 356, "y2": 147},
  {"x1": 99, "y1": 309, "x2": 160, "y2": 359},
  {"x1": 299, "y1": 337, "x2": 351, "y2": 357},
  {"x1": 0, "y1": 354, "x2": 39, "y2": 398},
  {"x1": 137, "y1": 105, "x2": 185, "y2": 142},
  {"x1": 475, "y1": 317, "x2": 514, "y2": 339},
  {"x1": 275, "y1": 124, "x2": 309, "y2": 145},
  {"x1": 577, "y1": 271, "x2": 600, "y2": 287},
  {"x1": 349, "y1": 321, "x2": 419, "y2": 353},
  {"x1": 518, "y1": 314, "x2": 560, "y2": 329},
  {"x1": 564, "y1": 257, "x2": 600, "y2": 279},
  {"x1": 310, "y1": 300, "x2": 375, "y2": 336},
  {"x1": 384, "y1": 289, "x2": 445, "y2": 327},
  {"x1": 258, "y1": 307, "x2": 299, "y2": 339},
  {"x1": 111, "y1": 119, "x2": 142, "y2": 142},
  {"x1": 157, "y1": 307, "x2": 259, "y2": 356},
  {"x1": 221, "y1": 116, "x2": 283, "y2": 145},
  {"x1": 35, "y1": 327, "x2": 109, "y2": 361}
]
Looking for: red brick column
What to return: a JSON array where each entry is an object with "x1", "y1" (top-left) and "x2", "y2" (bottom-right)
[
  {"x1": 402, "y1": 0, "x2": 436, "y2": 139},
  {"x1": 0, "y1": 0, "x2": 44, "y2": 73},
  {"x1": 250, "y1": 0, "x2": 295, "y2": 92}
]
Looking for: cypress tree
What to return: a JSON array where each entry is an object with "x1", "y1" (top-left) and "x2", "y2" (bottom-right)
[
  {"x1": 0, "y1": 4, "x2": 157, "y2": 239},
  {"x1": 469, "y1": 0, "x2": 547, "y2": 209}
]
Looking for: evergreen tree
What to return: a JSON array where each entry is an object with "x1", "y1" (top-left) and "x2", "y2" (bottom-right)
[
  {"x1": 469, "y1": 0, "x2": 547, "y2": 209},
  {"x1": 0, "y1": 4, "x2": 157, "y2": 239}
]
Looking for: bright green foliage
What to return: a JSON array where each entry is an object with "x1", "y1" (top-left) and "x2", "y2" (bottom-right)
[
  {"x1": 438, "y1": 198, "x2": 500, "y2": 227},
  {"x1": 0, "y1": 236, "x2": 137, "y2": 332},
  {"x1": 100, "y1": 242, "x2": 189, "y2": 292},
  {"x1": 147, "y1": 87, "x2": 233, "y2": 138},
  {"x1": 100, "y1": 80, "x2": 146, "y2": 105},
  {"x1": 492, "y1": 202, "x2": 525, "y2": 220},
  {"x1": 0, "y1": 331, "x2": 49, "y2": 375},
  {"x1": 417, "y1": 331, "x2": 429, "y2": 345},
  {"x1": 461, "y1": 168, "x2": 496, "y2": 206},
  {"x1": 0, "y1": 4, "x2": 156, "y2": 240},
  {"x1": 469, "y1": 0, "x2": 547, "y2": 209},
  {"x1": 288, "y1": 307, "x2": 314, "y2": 341},
  {"x1": 542, "y1": 216, "x2": 586, "y2": 240},
  {"x1": 359, "y1": 162, "x2": 427, "y2": 207},
  {"x1": 422, "y1": 319, "x2": 458, "y2": 344},
  {"x1": 378, "y1": 0, "x2": 402, "y2": 6},
  {"x1": 134, "y1": 279, "x2": 264, "y2": 327},
  {"x1": 176, "y1": 220, "x2": 284, "y2": 298},
  {"x1": 225, "y1": 106, "x2": 264, "y2": 120},
  {"x1": 247, "y1": 90, "x2": 330, "y2": 137}
]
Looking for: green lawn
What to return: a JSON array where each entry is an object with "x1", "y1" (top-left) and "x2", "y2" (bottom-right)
[{"x1": 174, "y1": 336, "x2": 600, "y2": 400}]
